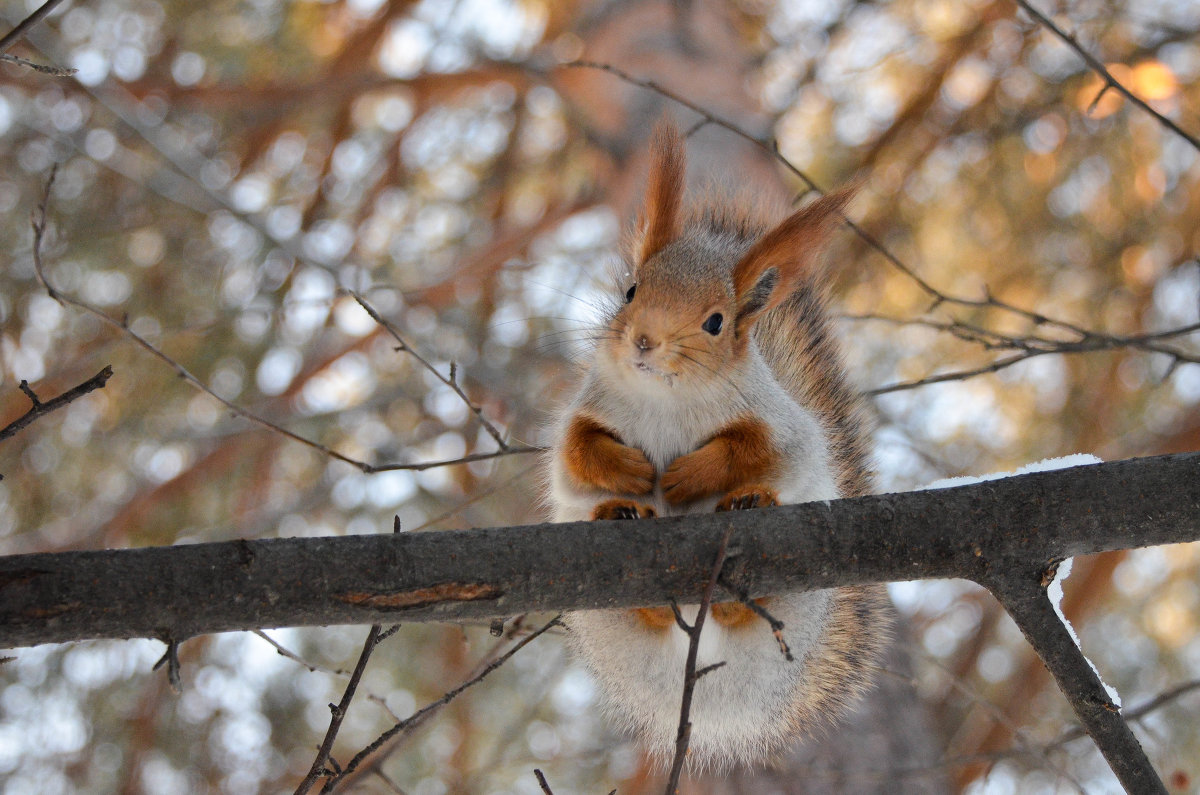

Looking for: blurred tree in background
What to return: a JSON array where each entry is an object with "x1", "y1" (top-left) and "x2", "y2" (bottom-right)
[{"x1": 1, "y1": 0, "x2": 1198, "y2": 792}]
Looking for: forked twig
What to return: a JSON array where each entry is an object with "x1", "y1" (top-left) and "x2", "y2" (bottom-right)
[
  {"x1": 664, "y1": 523, "x2": 735, "y2": 793},
  {"x1": 1013, "y1": 0, "x2": 1199, "y2": 153},
  {"x1": 0, "y1": 365, "x2": 113, "y2": 443},
  {"x1": 295, "y1": 625, "x2": 385, "y2": 795},
  {"x1": 321, "y1": 614, "x2": 562, "y2": 793},
  {"x1": 28, "y1": 171, "x2": 538, "y2": 475}
]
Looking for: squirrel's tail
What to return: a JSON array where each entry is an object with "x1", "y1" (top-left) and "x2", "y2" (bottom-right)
[{"x1": 756, "y1": 272, "x2": 873, "y2": 499}]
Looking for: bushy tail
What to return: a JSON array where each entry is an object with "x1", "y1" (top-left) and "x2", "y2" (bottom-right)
[{"x1": 755, "y1": 274, "x2": 873, "y2": 498}]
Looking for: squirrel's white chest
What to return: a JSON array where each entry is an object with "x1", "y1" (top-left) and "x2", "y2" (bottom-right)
[{"x1": 605, "y1": 391, "x2": 726, "y2": 471}]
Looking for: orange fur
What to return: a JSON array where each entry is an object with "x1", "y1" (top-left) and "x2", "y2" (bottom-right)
[
  {"x1": 633, "y1": 606, "x2": 677, "y2": 630},
  {"x1": 715, "y1": 486, "x2": 779, "y2": 512},
  {"x1": 710, "y1": 602, "x2": 761, "y2": 628},
  {"x1": 563, "y1": 413, "x2": 655, "y2": 495},
  {"x1": 661, "y1": 415, "x2": 777, "y2": 505},
  {"x1": 636, "y1": 120, "x2": 686, "y2": 265},
  {"x1": 731, "y1": 187, "x2": 855, "y2": 327},
  {"x1": 591, "y1": 499, "x2": 656, "y2": 520}
]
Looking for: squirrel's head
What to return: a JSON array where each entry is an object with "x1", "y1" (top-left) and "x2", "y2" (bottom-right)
[{"x1": 601, "y1": 120, "x2": 852, "y2": 391}]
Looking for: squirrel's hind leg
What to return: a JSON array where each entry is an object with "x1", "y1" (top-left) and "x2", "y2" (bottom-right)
[
  {"x1": 711, "y1": 486, "x2": 778, "y2": 628},
  {"x1": 589, "y1": 500, "x2": 676, "y2": 630}
]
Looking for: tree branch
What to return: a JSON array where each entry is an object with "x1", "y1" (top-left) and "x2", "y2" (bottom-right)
[
  {"x1": 984, "y1": 570, "x2": 1165, "y2": 794},
  {"x1": 0, "y1": 0, "x2": 70, "y2": 54},
  {"x1": 1013, "y1": 0, "x2": 1200, "y2": 154},
  {"x1": 295, "y1": 625, "x2": 384, "y2": 795},
  {"x1": 2, "y1": 453, "x2": 1197, "y2": 648},
  {"x1": 0, "y1": 365, "x2": 114, "y2": 443}
]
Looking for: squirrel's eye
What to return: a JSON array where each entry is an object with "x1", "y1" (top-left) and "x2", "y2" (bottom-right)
[
  {"x1": 702, "y1": 313, "x2": 723, "y2": 335},
  {"x1": 625, "y1": 284, "x2": 637, "y2": 303}
]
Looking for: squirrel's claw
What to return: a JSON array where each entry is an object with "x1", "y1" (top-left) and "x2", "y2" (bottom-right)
[
  {"x1": 592, "y1": 500, "x2": 657, "y2": 521},
  {"x1": 716, "y1": 487, "x2": 779, "y2": 512}
]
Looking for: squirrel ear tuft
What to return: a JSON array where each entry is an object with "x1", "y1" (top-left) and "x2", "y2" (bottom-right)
[
  {"x1": 732, "y1": 184, "x2": 855, "y2": 327},
  {"x1": 636, "y1": 119, "x2": 686, "y2": 266}
]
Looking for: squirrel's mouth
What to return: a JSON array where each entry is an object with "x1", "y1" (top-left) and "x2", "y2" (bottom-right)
[{"x1": 632, "y1": 359, "x2": 676, "y2": 386}]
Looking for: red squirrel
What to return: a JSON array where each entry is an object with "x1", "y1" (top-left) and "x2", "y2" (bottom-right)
[{"x1": 546, "y1": 122, "x2": 889, "y2": 770}]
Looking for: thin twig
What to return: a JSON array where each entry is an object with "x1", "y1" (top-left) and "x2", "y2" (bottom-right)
[
  {"x1": 561, "y1": 60, "x2": 940, "y2": 293},
  {"x1": 295, "y1": 625, "x2": 384, "y2": 795},
  {"x1": 1013, "y1": 0, "x2": 1200, "y2": 153},
  {"x1": 151, "y1": 635, "x2": 182, "y2": 694},
  {"x1": 322, "y1": 614, "x2": 562, "y2": 794},
  {"x1": 0, "y1": 365, "x2": 113, "y2": 442},
  {"x1": 253, "y1": 630, "x2": 352, "y2": 678},
  {"x1": 664, "y1": 523, "x2": 736, "y2": 793},
  {"x1": 347, "y1": 290, "x2": 512, "y2": 451},
  {"x1": 717, "y1": 575, "x2": 793, "y2": 661},
  {"x1": 1049, "y1": 677, "x2": 1200, "y2": 750},
  {"x1": 0, "y1": 52, "x2": 75, "y2": 75},
  {"x1": 533, "y1": 769, "x2": 554, "y2": 794},
  {"x1": 28, "y1": 171, "x2": 538, "y2": 474},
  {"x1": 0, "y1": 0, "x2": 71, "y2": 54}
]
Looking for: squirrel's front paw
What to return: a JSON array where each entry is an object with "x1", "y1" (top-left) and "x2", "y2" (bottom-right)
[
  {"x1": 662, "y1": 443, "x2": 728, "y2": 505},
  {"x1": 591, "y1": 500, "x2": 657, "y2": 521},
  {"x1": 562, "y1": 415, "x2": 655, "y2": 495},
  {"x1": 604, "y1": 444, "x2": 656, "y2": 495},
  {"x1": 716, "y1": 486, "x2": 779, "y2": 511}
]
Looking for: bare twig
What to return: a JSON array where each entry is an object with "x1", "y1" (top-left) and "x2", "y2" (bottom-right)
[
  {"x1": 0, "y1": 365, "x2": 113, "y2": 443},
  {"x1": 533, "y1": 769, "x2": 554, "y2": 794},
  {"x1": 321, "y1": 614, "x2": 562, "y2": 794},
  {"x1": 1049, "y1": 677, "x2": 1200, "y2": 751},
  {"x1": 717, "y1": 574, "x2": 793, "y2": 661},
  {"x1": 664, "y1": 523, "x2": 736, "y2": 793},
  {"x1": 253, "y1": 630, "x2": 352, "y2": 678},
  {"x1": 151, "y1": 635, "x2": 182, "y2": 694},
  {"x1": 1013, "y1": 0, "x2": 1200, "y2": 153},
  {"x1": 347, "y1": 290, "x2": 512, "y2": 451},
  {"x1": 891, "y1": 678, "x2": 1200, "y2": 778},
  {"x1": 560, "y1": 60, "x2": 941, "y2": 294},
  {"x1": 856, "y1": 314, "x2": 1200, "y2": 395},
  {"x1": 295, "y1": 625, "x2": 384, "y2": 795},
  {"x1": 0, "y1": 52, "x2": 75, "y2": 75},
  {"x1": 28, "y1": 172, "x2": 539, "y2": 474},
  {"x1": 0, "y1": 0, "x2": 71, "y2": 54}
]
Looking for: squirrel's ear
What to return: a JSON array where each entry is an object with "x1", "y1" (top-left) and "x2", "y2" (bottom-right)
[
  {"x1": 732, "y1": 185, "x2": 854, "y2": 328},
  {"x1": 636, "y1": 120, "x2": 686, "y2": 266}
]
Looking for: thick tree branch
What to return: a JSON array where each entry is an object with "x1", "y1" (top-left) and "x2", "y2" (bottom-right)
[
  {"x1": 2, "y1": 453, "x2": 1197, "y2": 647},
  {"x1": 984, "y1": 570, "x2": 1165, "y2": 794}
]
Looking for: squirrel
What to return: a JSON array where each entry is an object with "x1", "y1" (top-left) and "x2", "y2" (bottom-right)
[{"x1": 545, "y1": 121, "x2": 891, "y2": 771}]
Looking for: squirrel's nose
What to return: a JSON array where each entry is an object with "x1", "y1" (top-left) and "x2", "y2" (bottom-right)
[{"x1": 635, "y1": 334, "x2": 654, "y2": 351}]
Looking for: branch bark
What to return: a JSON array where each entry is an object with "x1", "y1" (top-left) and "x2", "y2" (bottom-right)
[{"x1": 2, "y1": 453, "x2": 1197, "y2": 647}]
